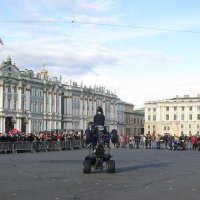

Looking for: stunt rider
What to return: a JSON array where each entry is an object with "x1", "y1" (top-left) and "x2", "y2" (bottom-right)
[
  {"x1": 92, "y1": 106, "x2": 106, "y2": 146},
  {"x1": 93, "y1": 106, "x2": 105, "y2": 127}
]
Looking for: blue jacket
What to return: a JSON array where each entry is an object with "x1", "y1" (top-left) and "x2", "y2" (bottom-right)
[{"x1": 93, "y1": 112, "x2": 105, "y2": 126}]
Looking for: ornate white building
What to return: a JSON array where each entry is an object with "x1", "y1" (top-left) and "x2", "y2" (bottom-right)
[
  {"x1": 62, "y1": 81, "x2": 119, "y2": 132},
  {"x1": 0, "y1": 56, "x2": 132, "y2": 134},
  {"x1": 0, "y1": 56, "x2": 63, "y2": 133}
]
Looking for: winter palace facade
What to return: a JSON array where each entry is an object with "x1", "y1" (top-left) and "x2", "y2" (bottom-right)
[{"x1": 0, "y1": 56, "x2": 144, "y2": 135}]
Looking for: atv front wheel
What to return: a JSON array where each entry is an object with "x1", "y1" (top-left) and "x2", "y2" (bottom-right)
[{"x1": 106, "y1": 160, "x2": 115, "y2": 173}]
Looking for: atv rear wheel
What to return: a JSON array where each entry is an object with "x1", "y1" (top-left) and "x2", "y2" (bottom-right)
[{"x1": 83, "y1": 160, "x2": 91, "y2": 173}]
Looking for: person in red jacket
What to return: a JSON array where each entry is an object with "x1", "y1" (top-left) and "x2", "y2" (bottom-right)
[{"x1": 191, "y1": 135, "x2": 197, "y2": 150}]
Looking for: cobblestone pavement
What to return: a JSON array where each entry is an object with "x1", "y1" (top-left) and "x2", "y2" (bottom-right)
[{"x1": 0, "y1": 148, "x2": 200, "y2": 200}]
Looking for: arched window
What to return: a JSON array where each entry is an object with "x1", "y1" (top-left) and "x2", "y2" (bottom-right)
[{"x1": 8, "y1": 85, "x2": 11, "y2": 93}]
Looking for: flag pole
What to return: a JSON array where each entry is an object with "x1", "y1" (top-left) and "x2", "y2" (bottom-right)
[{"x1": 0, "y1": 37, "x2": 4, "y2": 46}]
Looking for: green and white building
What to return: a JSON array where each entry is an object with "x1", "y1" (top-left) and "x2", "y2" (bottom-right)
[{"x1": 0, "y1": 56, "x2": 132, "y2": 134}]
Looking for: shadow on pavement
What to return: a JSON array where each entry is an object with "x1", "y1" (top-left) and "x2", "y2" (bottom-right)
[{"x1": 116, "y1": 162, "x2": 170, "y2": 173}]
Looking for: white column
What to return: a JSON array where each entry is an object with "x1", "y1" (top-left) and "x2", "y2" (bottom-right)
[
  {"x1": 67, "y1": 97, "x2": 70, "y2": 115},
  {"x1": 44, "y1": 92, "x2": 47, "y2": 113},
  {"x1": 0, "y1": 117, "x2": 3, "y2": 133},
  {"x1": 26, "y1": 89, "x2": 31, "y2": 111},
  {"x1": 49, "y1": 92, "x2": 52, "y2": 113},
  {"x1": 70, "y1": 96, "x2": 72, "y2": 116},
  {"x1": 102, "y1": 100, "x2": 106, "y2": 115},
  {"x1": 43, "y1": 119, "x2": 46, "y2": 131},
  {"x1": 80, "y1": 98, "x2": 83, "y2": 116},
  {"x1": 85, "y1": 98, "x2": 87, "y2": 116},
  {"x1": 1, "y1": 117, "x2": 5, "y2": 133},
  {"x1": 93, "y1": 99, "x2": 97, "y2": 116},
  {"x1": 54, "y1": 93, "x2": 57, "y2": 113},
  {"x1": 4, "y1": 95, "x2": 7, "y2": 109},
  {"x1": 58, "y1": 120, "x2": 61, "y2": 129},
  {"x1": 89, "y1": 98, "x2": 92, "y2": 116},
  {"x1": 58, "y1": 94, "x2": 61, "y2": 114},
  {"x1": 16, "y1": 118, "x2": 21, "y2": 131},
  {"x1": 0, "y1": 84, "x2": 3, "y2": 110},
  {"x1": 47, "y1": 120, "x2": 52, "y2": 131},
  {"x1": 18, "y1": 87, "x2": 22, "y2": 110},
  {"x1": 111, "y1": 103, "x2": 114, "y2": 119},
  {"x1": 28, "y1": 118, "x2": 31, "y2": 133},
  {"x1": 64, "y1": 98, "x2": 67, "y2": 114}
]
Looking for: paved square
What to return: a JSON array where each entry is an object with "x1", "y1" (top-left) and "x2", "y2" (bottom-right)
[{"x1": 0, "y1": 149, "x2": 200, "y2": 200}]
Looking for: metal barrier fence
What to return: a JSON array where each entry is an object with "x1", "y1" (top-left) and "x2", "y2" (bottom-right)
[
  {"x1": 0, "y1": 140, "x2": 82, "y2": 154},
  {"x1": 127, "y1": 139, "x2": 194, "y2": 150}
]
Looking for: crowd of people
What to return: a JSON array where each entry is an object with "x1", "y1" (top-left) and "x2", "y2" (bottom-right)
[
  {"x1": 0, "y1": 130, "x2": 81, "y2": 143},
  {"x1": 1, "y1": 128, "x2": 200, "y2": 151},
  {"x1": 120, "y1": 133, "x2": 200, "y2": 150}
]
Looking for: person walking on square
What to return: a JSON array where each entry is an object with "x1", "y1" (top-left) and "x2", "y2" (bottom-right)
[{"x1": 191, "y1": 135, "x2": 197, "y2": 150}]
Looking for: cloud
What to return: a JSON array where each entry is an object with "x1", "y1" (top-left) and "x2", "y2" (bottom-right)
[
  {"x1": 77, "y1": 0, "x2": 115, "y2": 14},
  {"x1": 0, "y1": 36, "x2": 119, "y2": 75},
  {"x1": 11, "y1": 0, "x2": 115, "y2": 21},
  {"x1": 2, "y1": 0, "x2": 200, "y2": 108}
]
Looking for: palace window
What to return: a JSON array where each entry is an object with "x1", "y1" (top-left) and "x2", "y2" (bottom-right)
[
  {"x1": 14, "y1": 99, "x2": 17, "y2": 110},
  {"x1": 174, "y1": 114, "x2": 177, "y2": 120},
  {"x1": 22, "y1": 100, "x2": 25, "y2": 111},
  {"x1": 181, "y1": 131, "x2": 184, "y2": 135},
  {"x1": 8, "y1": 99, "x2": 11, "y2": 109},
  {"x1": 181, "y1": 124, "x2": 184, "y2": 129},
  {"x1": 35, "y1": 102, "x2": 37, "y2": 112},
  {"x1": 174, "y1": 106, "x2": 177, "y2": 111}
]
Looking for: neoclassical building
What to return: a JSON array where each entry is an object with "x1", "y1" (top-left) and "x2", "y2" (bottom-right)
[
  {"x1": 0, "y1": 56, "x2": 63, "y2": 133},
  {"x1": 62, "y1": 81, "x2": 120, "y2": 132},
  {"x1": 145, "y1": 95, "x2": 200, "y2": 136},
  {"x1": 0, "y1": 56, "x2": 133, "y2": 134}
]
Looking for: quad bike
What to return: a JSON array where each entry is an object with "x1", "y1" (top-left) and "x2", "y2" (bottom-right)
[{"x1": 83, "y1": 126, "x2": 116, "y2": 173}]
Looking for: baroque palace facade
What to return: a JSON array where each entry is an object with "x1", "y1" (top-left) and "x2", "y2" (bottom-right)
[
  {"x1": 0, "y1": 56, "x2": 144, "y2": 135},
  {"x1": 145, "y1": 95, "x2": 200, "y2": 136}
]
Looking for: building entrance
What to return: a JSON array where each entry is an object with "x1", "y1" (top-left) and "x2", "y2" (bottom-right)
[{"x1": 5, "y1": 116, "x2": 14, "y2": 133}]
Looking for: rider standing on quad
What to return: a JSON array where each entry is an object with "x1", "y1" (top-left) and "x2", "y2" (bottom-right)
[
  {"x1": 92, "y1": 106, "x2": 107, "y2": 146},
  {"x1": 93, "y1": 106, "x2": 105, "y2": 126}
]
